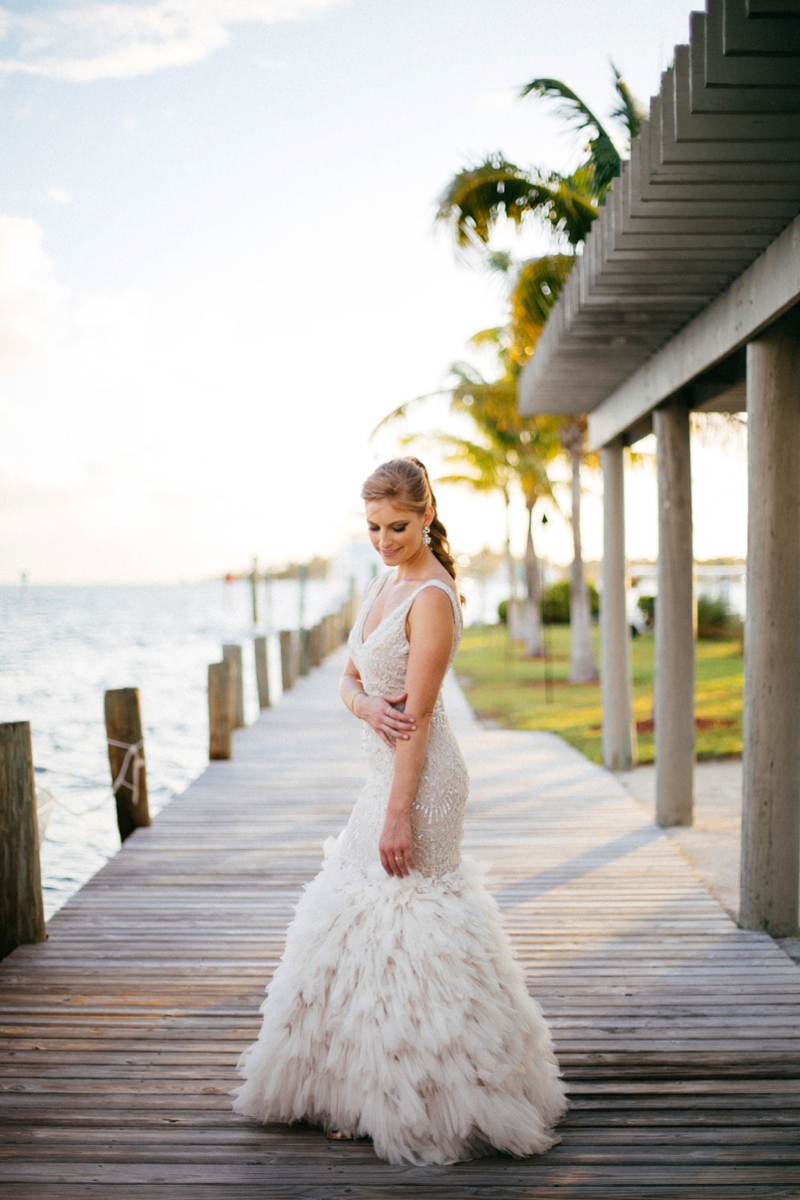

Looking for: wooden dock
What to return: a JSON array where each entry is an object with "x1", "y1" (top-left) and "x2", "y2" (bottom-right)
[{"x1": 2, "y1": 652, "x2": 800, "y2": 1198}]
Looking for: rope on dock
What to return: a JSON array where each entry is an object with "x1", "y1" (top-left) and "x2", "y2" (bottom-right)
[
  {"x1": 106, "y1": 738, "x2": 145, "y2": 808},
  {"x1": 38, "y1": 738, "x2": 145, "y2": 819}
]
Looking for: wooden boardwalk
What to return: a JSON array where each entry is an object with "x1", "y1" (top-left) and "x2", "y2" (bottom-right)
[{"x1": 2, "y1": 652, "x2": 800, "y2": 1198}]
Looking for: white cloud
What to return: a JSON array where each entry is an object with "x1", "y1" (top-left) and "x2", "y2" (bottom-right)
[
  {"x1": 0, "y1": 0, "x2": 340, "y2": 83},
  {"x1": 0, "y1": 214, "x2": 67, "y2": 371}
]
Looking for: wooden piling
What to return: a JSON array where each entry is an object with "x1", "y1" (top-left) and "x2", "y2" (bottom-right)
[
  {"x1": 208, "y1": 661, "x2": 232, "y2": 760},
  {"x1": 309, "y1": 623, "x2": 322, "y2": 668},
  {"x1": 250, "y1": 558, "x2": 259, "y2": 625},
  {"x1": 323, "y1": 614, "x2": 335, "y2": 658},
  {"x1": 299, "y1": 628, "x2": 311, "y2": 677},
  {"x1": 222, "y1": 645, "x2": 245, "y2": 729},
  {"x1": 279, "y1": 631, "x2": 298, "y2": 691},
  {"x1": 0, "y1": 721, "x2": 45, "y2": 960},
  {"x1": 254, "y1": 636, "x2": 270, "y2": 709},
  {"x1": 104, "y1": 689, "x2": 151, "y2": 843}
]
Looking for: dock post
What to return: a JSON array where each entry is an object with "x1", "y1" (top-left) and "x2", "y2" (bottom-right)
[
  {"x1": 309, "y1": 623, "x2": 322, "y2": 668},
  {"x1": 0, "y1": 721, "x2": 46, "y2": 960},
  {"x1": 299, "y1": 629, "x2": 311, "y2": 677},
  {"x1": 104, "y1": 689, "x2": 151, "y2": 843},
  {"x1": 740, "y1": 309, "x2": 800, "y2": 937},
  {"x1": 208, "y1": 661, "x2": 233, "y2": 760},
  {"x1": 250, "y1": 557, "x2": 259, "y2": 625},
  {"x1": 222, "y1": 645, "x2": 245, "y2": 728},
  {"x1": 254, "y1": 636, "x2": 270, "y2": 709},
  {"x1": 279, "y1": 631, "x2": 298, "y2": 691}
]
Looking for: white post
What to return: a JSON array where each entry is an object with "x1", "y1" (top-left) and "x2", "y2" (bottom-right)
[
  {"x1": 653, "y1": 403, "x2": 695, "y2": 827},
  {"x1": 600, "y1": 439, "x2": 635, "y2": 771},
  {"x1": 740, "y1": 309, "x2": 800, "y2": 937}
]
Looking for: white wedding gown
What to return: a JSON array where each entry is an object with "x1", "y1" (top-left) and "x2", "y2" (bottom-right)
[{"x1": 232, "y1": 573, "x2": 567, "y2": 1165}]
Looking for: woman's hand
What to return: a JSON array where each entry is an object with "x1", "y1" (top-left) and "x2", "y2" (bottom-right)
[
  {"x1": 355, "y1": 691, "x2": 417, "y2": 749},
  {"x1": 379, "y1": 809, "x2": 416, "y2": 877}
]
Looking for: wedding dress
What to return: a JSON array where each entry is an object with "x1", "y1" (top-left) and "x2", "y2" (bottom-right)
[{"x1": 232, "y1": 573, "x2": 567, "y2": 1165}]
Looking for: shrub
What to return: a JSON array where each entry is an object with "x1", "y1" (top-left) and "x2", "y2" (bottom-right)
[
  {"x1": 541, "y1": 580, "x2": 571, "y2": 623},
  {"x1": 637, "y1": 595, "x2": 655, "y2": 628},
  {"x1": 697, "y1": 594, "x2": 742, "y2": 640},
  {"x1": 541, "y1": 580, "x2": 600, "y2": 624},
  {"x1": 499, "y1": 583, "x2": 600, "y2": 627}
]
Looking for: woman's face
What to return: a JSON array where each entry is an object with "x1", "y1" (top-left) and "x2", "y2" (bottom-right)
[{"x1": 365, "y1": 500, "x2": 433, "y2": 567}]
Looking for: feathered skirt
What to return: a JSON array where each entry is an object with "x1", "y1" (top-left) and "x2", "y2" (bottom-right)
[{"x1": 232, "y1": 846, "x2": 567, "y2": 1165}]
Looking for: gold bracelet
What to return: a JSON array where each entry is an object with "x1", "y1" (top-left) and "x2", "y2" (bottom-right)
[{"x1": 349, "y1": 688, "x2": 366, "y2": 716}]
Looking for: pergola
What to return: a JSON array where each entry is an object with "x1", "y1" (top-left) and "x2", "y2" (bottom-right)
[{"x1": 519, "y1": 0, "x2": 800, "y2": 938}]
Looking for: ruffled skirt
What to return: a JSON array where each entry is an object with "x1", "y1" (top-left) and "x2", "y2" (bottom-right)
[{"x1": 232, "y1": 848, "x2": 567, "y2": 1165}]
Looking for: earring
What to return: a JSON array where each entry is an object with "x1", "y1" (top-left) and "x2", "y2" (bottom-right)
[{"x1": 422, "y1": 525, "x2": 431, "y2": 546}]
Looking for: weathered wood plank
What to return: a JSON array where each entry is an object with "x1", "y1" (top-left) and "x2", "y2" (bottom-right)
[{"x1": 0, "y1": 655, "x2": 798, "y2": 1195}]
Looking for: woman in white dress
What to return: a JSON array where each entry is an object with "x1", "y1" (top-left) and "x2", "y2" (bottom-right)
[{"x1": 232, "y1": 457, "x2": 566, "y2": 1165}]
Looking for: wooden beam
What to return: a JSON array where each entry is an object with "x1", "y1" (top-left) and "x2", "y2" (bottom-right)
[{"x1": 0, "y1": 722, "x2": 45, "y2": 959}]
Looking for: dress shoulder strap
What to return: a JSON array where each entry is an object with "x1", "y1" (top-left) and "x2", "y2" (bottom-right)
[
  {"x1": 363, "y1": 570, "x2": 390, "y2": 605},
  {"x1": 406, "y1": 579, "x2": 462, "y2": 630}
]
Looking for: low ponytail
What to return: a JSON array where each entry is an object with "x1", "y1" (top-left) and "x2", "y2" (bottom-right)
[{"x1": 406, "y1": 458, "x2": 458, "y2": 583}]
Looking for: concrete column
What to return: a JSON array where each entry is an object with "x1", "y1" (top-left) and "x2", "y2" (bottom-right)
[
  {"x1": 740, "y1": 308, "x2": 800, "y2": 938},
  {"x1": 600, "y1": 439, "x2": 635, "y2": 771},
  {"x1": 653, "y1": 402, "x2": 695, "y2": 827}
]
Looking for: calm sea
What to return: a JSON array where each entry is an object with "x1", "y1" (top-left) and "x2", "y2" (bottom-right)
[{"x1": 0, "y1": 579, "x2": 347, "y2": 919}]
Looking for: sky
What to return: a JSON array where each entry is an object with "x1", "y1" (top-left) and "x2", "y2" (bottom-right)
[{"x1": 0, "y1": 0, "x2": 748, "y2": 583}]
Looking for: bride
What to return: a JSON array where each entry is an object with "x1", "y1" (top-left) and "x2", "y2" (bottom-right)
[{"x1": 232, "y1": 457, "x2": 567, "y2": 1165}]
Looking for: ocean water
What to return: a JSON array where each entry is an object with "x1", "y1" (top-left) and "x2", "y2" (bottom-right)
[{"x1": 0, "y1": 579, "x2": 348, "y2": 919}]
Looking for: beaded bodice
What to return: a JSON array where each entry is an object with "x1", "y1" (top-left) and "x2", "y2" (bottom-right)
[{"x1": 334, "y1": 572, "x2": 469, "y2": 879}]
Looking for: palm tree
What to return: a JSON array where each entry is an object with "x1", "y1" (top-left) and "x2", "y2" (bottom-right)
[
  {"x1": 559, "y1": 416, "x2": 600, "y2": 682},
  {"x1": 436, "y1": 66, "x2": 644, "y2": 255},
  {"x1": 436, "y1": 63, "x2": 644, "y2": 681},
  {"x1": 421, "y1": 431, "x2": 519, "y2": 627},
  {"x1": 373, "y1": 350, "x2": 561, "y2": 656}
]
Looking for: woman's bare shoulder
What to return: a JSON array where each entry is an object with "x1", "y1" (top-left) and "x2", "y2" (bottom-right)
[{"x1": 407, "y1": 580, "x2": 457, "y2": 628}]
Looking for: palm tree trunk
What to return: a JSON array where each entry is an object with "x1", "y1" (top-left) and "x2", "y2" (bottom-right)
[
  {"x1": 569, "y1": 445, "x2": 598, "y2": 682},
  {"x1": 503, "y1": 486, "x2": 519, "y2": 637},
  {"x1": 520, "y1": 500, "x2": 543, "y2": 657}
]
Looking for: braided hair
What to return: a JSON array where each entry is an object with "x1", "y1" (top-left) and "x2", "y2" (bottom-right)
[{"x1": 361, "y1": 457, "x2": 460, "y2": 585}]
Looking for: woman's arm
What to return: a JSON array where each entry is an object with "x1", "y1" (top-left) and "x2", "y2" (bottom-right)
[
  {"x1": 340, "y1": 658, "x2": 417, "y2": 749},
  {"x1": 379, "y1": 587, "x2": 455, "y2": 877}
]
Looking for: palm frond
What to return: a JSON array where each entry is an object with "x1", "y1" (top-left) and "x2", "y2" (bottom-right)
[
  {"x1": 508, "y1": 254, "x2": 575, "y2": 362},
  {"x1": 539, "y1": 171, "x2": 598, "y2": 244},
  {"x1": 437, "y1": 156, "x2": 594, "y2": 249},
  {"x1": 519, "y1": 76, "x2": 608, "y2": 139},
  {"x1": 436, "y1": 157, "x2": 549, "y2": 248},
  {"x1": 609, "y1": 62, "x2": 646, "y2": 141},
  {"x1": 520, "y1": 76, "x2": 621, "y2": 200},
  {"x1": 485, "y1": 249, "x2": 515, "y2": 274},
  {"x1": 466, "y1": 326, "x2": 507, "y2": 350},
  {"x1": 369, "y1": 390, "x2": 447, "y2": 439}
]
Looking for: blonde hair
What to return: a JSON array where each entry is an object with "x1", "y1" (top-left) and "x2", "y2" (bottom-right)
[{"x1": 361, "y1": 457, "x2": 459, "y2": 584}]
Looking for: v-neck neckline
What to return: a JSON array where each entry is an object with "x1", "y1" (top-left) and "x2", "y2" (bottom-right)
[
  {"x1": 360, "y1": 573, "x2": 457, "y2": 646},
  {"x1": 361, "y1": 572, "x2": 407, "y2": 646}
]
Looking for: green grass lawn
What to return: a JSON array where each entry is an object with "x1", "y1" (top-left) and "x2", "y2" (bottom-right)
[{"x1": 454, "y1": 624, "x2": 743, "y2": 764}]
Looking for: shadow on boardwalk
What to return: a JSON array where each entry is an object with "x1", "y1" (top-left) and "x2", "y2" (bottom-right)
[{"x1": 1, "y1": 651, "x2": 799, "y2": 1198}]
